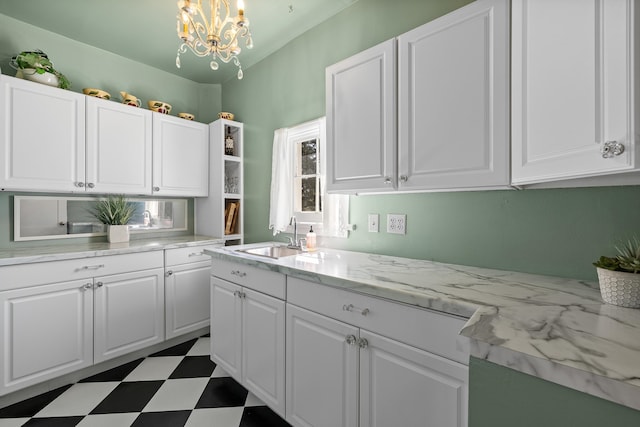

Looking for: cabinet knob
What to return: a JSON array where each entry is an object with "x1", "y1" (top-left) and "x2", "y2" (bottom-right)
[
  {"x1": 76, "y1": 182, "x2": 85, "y2": 188},
  {"x1": 81, "y1": 283, "x2": 93, "y2": 291},
  {"x1": 153, "y1": 186, "x2": 160, "y2": 192},
  {"x1": 383, "y1": 177, "x2": 392, "y2": 184},
  {"x1": 601, "y1": 141, "x2": 625, "y2": 158},
  {"x1": 345, "y1": 334, "x2": 357, "y2": 346},
  {"x1": 87, "y1": 182, "x2": 95, "y2": 189},
  {"x1": 357, "y1": 338, "x2": 369, "y2": 349},
  {"x1": 165, "y1": 270, "x2": 173, "y2": 277},
  {"x1": 399, "y1": 175, "x2": 408, "y2": 183},
  {"x1": 95, "y1": 282, "x2": 103, "y2": 288}
]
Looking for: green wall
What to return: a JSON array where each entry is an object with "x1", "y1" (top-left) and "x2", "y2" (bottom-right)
[
  {"x1": 0, "y1": 13, "x2": 222, "y2": 123},
  {"x1": 469, "y1": 357, "x2": 640, "y2": 426},
  {"x1": 221, "y1": 0, "x2": 640, "y2": 281}
]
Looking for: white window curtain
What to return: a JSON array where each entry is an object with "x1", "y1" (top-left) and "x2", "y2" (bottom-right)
[{"x1": 268, "y1": 118, "x2": 350, "y2": 238}]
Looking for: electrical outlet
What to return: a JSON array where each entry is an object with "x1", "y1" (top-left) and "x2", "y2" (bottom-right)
[
  {"x1": 387, "y1": 214, "x2": 406, "y2": 234},
  {"x1": 368, "y1": 214, "x2": 379, "y2": 233}
]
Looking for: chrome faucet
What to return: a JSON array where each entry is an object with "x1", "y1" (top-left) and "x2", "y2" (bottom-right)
[{"x1": 287, "y1": 216, "x2": 299, "y2": 248}]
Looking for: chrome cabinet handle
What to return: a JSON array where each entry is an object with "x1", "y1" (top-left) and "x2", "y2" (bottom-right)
[
  {"x1": 345, "y1": 334, "x2": 357, "y2": 346},
  {"x1": 231, "y1": 270, "x2": 247, "y2": 278},
  {"x1": 79, "y1": 264, "x2": 105, "y2": 271},
  {"x1": 233, "y1": 290, "x2": 246, "y2": 299},
  {"x1": 165, "y1": 270, "x2": 173, "y2": 277},
  {"x1": 188, "y1": 252, "x2": 204, "y2": 257},
  {"x1": 76, "y1": 182, "x2": 85, "y2": 188},
  {"x1": 383, "y1": 177, "x2": 392, "y2": 184},
  {"x1": 343, "y1": 303, "x2": 370, "y2": 316},
  {"x1": 399, "y1": 175, "x2": 408, "y2": 183},
  {"x1": 357, "y1": 338, "x2": 369, "y2": 349},
  {"x1": 81, "y1": 283, "x2": 93, "y2": 291},
  {"x1": 601, "y1": 141, "x2": 625, "y2": 158},
  {"x1": 153, "y1": 186, "x2": 160, "y2": 192},
  {"x1": 87, "y1": 182, "x2": 95, "y2": 188},
  {"x1": 95, "y1": 282, "x2": 103, "y2": 288}
]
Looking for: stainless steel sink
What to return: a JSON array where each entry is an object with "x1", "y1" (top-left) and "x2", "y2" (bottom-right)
[{"x1": 237, "y1": 245, "x2": 302, "y2": 259}]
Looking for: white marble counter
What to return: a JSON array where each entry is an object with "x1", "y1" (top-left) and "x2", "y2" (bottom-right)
[
  {"x1": 0, "y1": 235, "x2": 224, "y2": 266},
  {"x1": 205, "y1": 243, "x2": 640, "y2": 412}
]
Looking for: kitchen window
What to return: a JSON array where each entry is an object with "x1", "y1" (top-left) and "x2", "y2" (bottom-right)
[{"x1": 269, "y1": 117, "x2": 349, "y2": 237}]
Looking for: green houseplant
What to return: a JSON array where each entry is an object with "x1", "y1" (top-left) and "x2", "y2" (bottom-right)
[
  {"x1": 593, "y1": 237, "x2": 640, "y2": 308},
  {"x1": 9, "y1": 50, "x2": 71, "y2": 90},
  {"x1": 93, "y1": 195, "x2": 135, "y2": 243}
]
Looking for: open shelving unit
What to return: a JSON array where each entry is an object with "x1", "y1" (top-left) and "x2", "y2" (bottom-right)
[{"x1": 195, "y1": 119, "x2": 243, "y2": 245}]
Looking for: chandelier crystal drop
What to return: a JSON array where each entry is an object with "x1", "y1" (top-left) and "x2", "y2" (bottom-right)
[{"x1": 175, "y1": 0, "x2": 253, "y2": 79}]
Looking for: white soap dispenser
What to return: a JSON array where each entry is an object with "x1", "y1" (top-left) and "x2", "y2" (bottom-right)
[{"x1": 306, "y1": 226, "x2": 317, "y2": 251}]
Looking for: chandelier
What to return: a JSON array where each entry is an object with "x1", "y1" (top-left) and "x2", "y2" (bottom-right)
[{"x1": 175, "y1": 0, "x2": 253, "y2": 79}]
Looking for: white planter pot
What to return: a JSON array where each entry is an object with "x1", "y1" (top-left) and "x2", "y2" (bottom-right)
[
  {"x1": 17, "y1": 68, "x2": 60, "y2": 88},
  {"x1": 107, "y1": 225, "x2": 130, "y2": 243},
  {"x1": 596, "y1": 267, "x2": 640, "y2": 308}
]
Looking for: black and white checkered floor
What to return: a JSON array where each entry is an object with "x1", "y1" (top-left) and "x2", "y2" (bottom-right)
[{"x1": 0, "y1": 335, "x2": 291, "y2": 427}]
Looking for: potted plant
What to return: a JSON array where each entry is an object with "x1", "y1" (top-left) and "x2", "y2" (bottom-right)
[
  {"x1": 9, "y1": 50, "x2": 71, "y2": 89},
  {"x1": 93, "y1": 195, "x2": 135, "y2": 243},
  {"x1": 593, "y1": 237, "x2": 640, "y2": 308}
]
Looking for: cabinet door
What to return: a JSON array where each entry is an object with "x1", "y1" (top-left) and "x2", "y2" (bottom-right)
[
  {"x1": 326, "y1": 39, "x2": 397, "y2": 193},
  {"x1": 0, "y1": 75, "x2": 85, "y2": 192},
  {"x1": 398, "y1": 0, "x2": 510, "y2": 190},
  {"x1": 86, "y1": 97, "x2": 152, "y2": 194},
  {"x1": 93, "y1": 268, "x2": 164, "y2": 363},
  {"x1": 512, "y1": 0, "x2": 637, "y2": 184},
  {"x1": 242, "y1": 288, "x2": 285, "y2": 417},
  {"x1": 152, "y1": 114, "x2": 209, "y2": 196},
  {"x1": 359, "y1": 331, "x2": 468, "y2": 427},
  {"x1": 286, "y1": 304, "x2": 358, "y2": 427},
  {"x1": 165, "y1": 261, "x2": 211, "y2": 340},
  {"x1": 210, "y1": 277, "x2": 242, "y2": 380},
  {"x1": 0, "y1": 279, "x2": 93, "y2": 395}
]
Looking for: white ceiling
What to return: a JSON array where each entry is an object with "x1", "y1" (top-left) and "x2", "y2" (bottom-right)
[{"x1": 0, "y1": 0, "x2": 357, "y2": 84}]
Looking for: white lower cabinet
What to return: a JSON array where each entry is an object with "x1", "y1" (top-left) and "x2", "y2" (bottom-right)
[
  {"x1": 286, "y1": 277, "x2": 469, "y2": 427},
  {"x1": 164, "y1": 246, "x2": 215, "y2": 340},
  {"x1": 0, "y1": 251, "x2": 164, "y2": 396},
  {"x1": 210, "y1": 260, "x2": 286, "y2": 417}
]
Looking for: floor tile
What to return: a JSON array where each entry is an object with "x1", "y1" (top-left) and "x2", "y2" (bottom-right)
[
  {"x1": 76, "y1": 413, "x2": 138, "y2": 427},
  {"x1": 244, "y1": 392, "x2": 265, "y2": 407},
  {"x1": 142, "y1": 378, "x2": 209, "y2": 412},
  {"x1": 35, "y1": 382, "x2": 119, "y2": 417},
  {"x1": 23, "y1": 416, "x2": 84, "y2": 426},
  {"x1": 195, "y1": 377, "x2": 248, "y2": 409},
  {"x1": 0, "y1": 385, "x2": 71, "y2": 418},
  {"x1": 211, "y1": 366, "x2": 230, "y2": 378},
  {"x1": 90, "y1": 381, "x2": 164, "y2": 414},
  {"x1": 169, "y1": 356, "x2": 216, "y2": 379},
  {"x1": 149, "y1": 339, "x2": 197, "y2": 357},
  {"x1": 123, "y1": 357, "x2": 184, "y2": 381},
  {"x1": 131, "y1": 410, "x2": 191, "y2": 427},
  {"x1": 80, "y1": 359, "x2": 144, "y2": 383},
  {"x1": 0, "y1": 419, "x2": 30, "y2": 427},
  {"x1": 240, "y1": 406, "x2": 292, "y2": 427},
  {"x1": 185, "y1": 407, "x2": 244, "y2": 427},
  {"x1": 186, "y1": 338, "x2": 210, "y2": 356}
]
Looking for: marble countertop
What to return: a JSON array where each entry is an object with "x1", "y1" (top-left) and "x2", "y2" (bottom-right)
[
  {"x1": 0, "y1": 235, "x2": 224, "y2": 266},
  {"x1": 206, "y1": 243, "x2": 640, "y2": 412}
]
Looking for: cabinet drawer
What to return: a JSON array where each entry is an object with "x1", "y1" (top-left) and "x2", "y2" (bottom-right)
[
  {"x1": 0, "y1": 251, "x2": 164, "y2": 291},
  {"x1": 287, "y1": 277, "x2": 469, "y2": 364},
  {"x1": 211, "y1": 258, "x2": 285, "y2": 300},
  {"x1": 165, "y1": 245, "x2": 218, "y2": 267}
]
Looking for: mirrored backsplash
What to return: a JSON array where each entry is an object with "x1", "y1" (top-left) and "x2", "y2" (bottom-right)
[{"x1": 14, "y1": 195, "x2": 188, "y2": 241}]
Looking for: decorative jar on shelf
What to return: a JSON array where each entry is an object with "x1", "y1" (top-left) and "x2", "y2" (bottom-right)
[{"x1": 225, "y1": 128, "x2": 235, "y2": 156}]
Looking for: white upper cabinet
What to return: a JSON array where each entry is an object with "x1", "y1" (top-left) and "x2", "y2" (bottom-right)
[
  {"x1": 0, "y1": 75, "x2": 85, "y2": 192},
  {"x1": 512, "y1": 0, "x2": 639, "y2": 185},
  {"x1": 152, "y1": 114, "x2": 209, "y2": 197},
  {"x1": 326, "y1": 0, "x2": 510, "y2": 194},
  {"x1": 326, "y1": 39, "x2": 397, "y2": 193},
  {"x1": 398, "y1": 0, "x2": 510, "y2": 190},
  {"x1": 86, "y1": 97, "x2": 152, "y2": 194}
]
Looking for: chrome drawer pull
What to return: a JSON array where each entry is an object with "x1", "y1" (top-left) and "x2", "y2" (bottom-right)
[
  {"x1": 80, "y1": 283, "x2": 93, "y2": 291},
  {"x1": 231, "y1": 270, "x2": 247, "y2": 278},
  {"x1": 79, "y1": 264, "x2": 105, "y2": 271},
  {"x1": 188, "y1": 251, "x2": 204, "y2": 257},
  {"x1": 343, "y1": 303, "x2": 370, "y2": 316}
]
